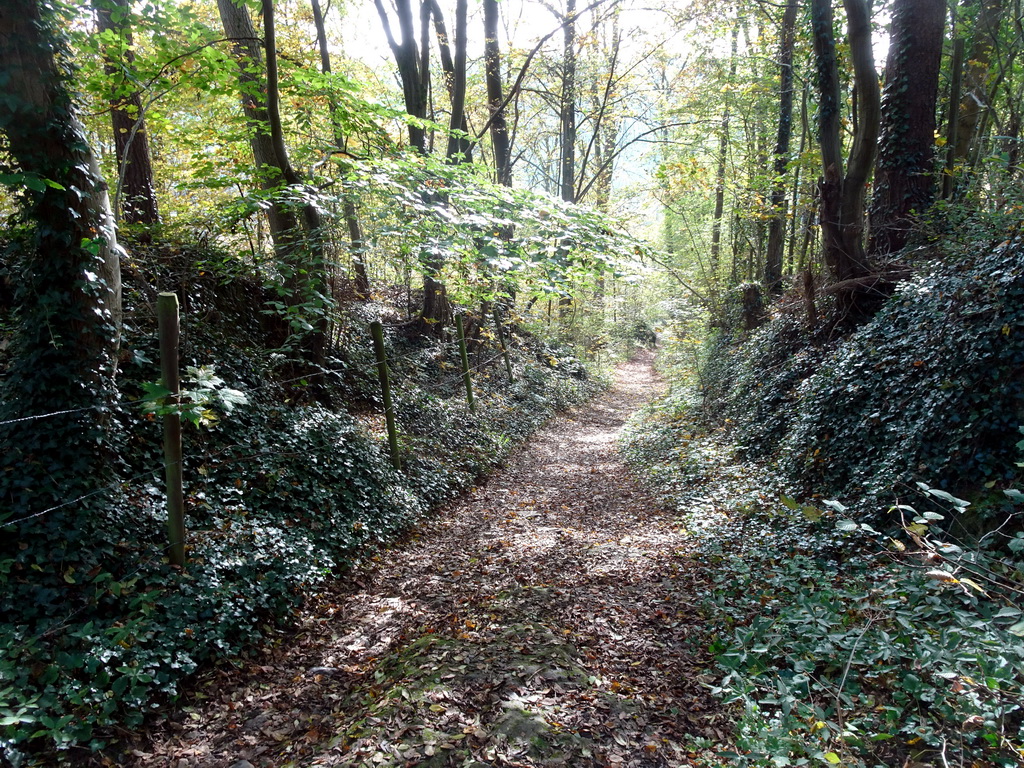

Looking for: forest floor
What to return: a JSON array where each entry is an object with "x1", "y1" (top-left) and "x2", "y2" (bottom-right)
[{"x1": 113, "y1": 350, "x2": 729, "y2": 768}]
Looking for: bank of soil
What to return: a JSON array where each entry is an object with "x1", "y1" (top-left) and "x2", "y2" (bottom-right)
[{"x1": 116, "y1": 350, "x2": 726, "y2": 767}]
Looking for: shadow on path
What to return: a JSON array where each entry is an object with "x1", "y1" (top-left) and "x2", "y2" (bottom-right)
[{"x1": 123, "y1": 350, "x2": 725, "y2": 768}]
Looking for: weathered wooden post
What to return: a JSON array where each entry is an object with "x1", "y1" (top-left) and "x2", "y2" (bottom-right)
[
  {"x1": 157, "y1": 292, "x2": 185, "y2": 567},
  {"x1": 493, "y1": 306, "x2": 514, "y2": 382},
  {"x1": 455, "y1": 313, "x2": 476, "y2": 412},
  {"x1": 369, "y1": 321, "x2": 401, "y2": 470}
]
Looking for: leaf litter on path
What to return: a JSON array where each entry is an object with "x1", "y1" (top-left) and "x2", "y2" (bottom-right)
[{"x1": 112, "y1": 350, "x2": 729, "y2": 768}]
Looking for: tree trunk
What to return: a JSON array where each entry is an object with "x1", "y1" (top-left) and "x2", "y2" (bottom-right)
[
  {"x1": 429, "y1": 0, "x2": 473, "y2": 162},
  {"x1": 374, "y1": 0, "x2": 429, "y2": 153},
  {"x1": 0, "y1": 0, "x2": 123, "y2": 522},
  {"x1": 310, "y1": 0, "x2": 370, "y2": 298},
  {"x1": 953, "y1": 0, "x2": 1005, "y2": 164},
  {"x1": 869, "y1": 0, "x2": 945, "y2": 256},
  {"x1": 483, "y1": 0, "x2": 512, "y2": 187},
  {"x1": 93, "y1": 0, "x2": 159, "y2": 227},
  {"x1": 559, "y1": 0, "x2": 577, "y2": 204},
  {"x1": 764, "y1": 0, "x2": 799, "y2": 293},
  {"x1": 710, "y1": 23, "x2": 739, "y2": 278},
  {"x1": 217, "y1": 0, "x2": 301, "y2": 251},
  {"x1": 811, "y1": 0, "x2": 879, "y2": 319}
]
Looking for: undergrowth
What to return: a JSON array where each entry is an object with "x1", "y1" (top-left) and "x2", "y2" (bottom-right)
[
  {"x1": 623, "y1": 397, "x2": 1024, "y2": 767},
  {"x1": 0, "y1": 244, "x2": 606, "y2": 762}
]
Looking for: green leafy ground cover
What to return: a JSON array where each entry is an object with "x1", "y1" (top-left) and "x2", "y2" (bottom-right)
[
  {"x1": 0, "y1": 245, "x2": 606, "y2": 762},
  {"x1": 624, "y1": 391, "x2": 1024, "y2": 767},
  {"x1": 622, "y1": 240, "x2": 1024, "y2": 766}
]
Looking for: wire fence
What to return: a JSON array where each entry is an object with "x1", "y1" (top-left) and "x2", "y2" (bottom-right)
[{"x1": 1, "y1": 327, "x2": 516, "y2": 531}]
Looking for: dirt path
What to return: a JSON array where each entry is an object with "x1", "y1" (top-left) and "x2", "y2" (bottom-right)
[{"x1": 124, "y1": 350, "x2": 724, "y2": 768}]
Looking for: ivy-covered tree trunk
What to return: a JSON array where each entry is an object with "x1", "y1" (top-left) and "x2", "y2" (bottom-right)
[
  {"x1": 869, "y1": 0, "x2": 945, "y2": 256},
  {"x1": 93, "y1": 0, "x2": 160, "y2": 228},
  {"x1": 0, "y1": 0, "x2": 123, "y2": 530}
]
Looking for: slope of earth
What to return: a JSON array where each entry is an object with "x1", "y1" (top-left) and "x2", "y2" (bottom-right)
[{"x1": 110, "y1": 350, "x2": 727, "y2": 768}]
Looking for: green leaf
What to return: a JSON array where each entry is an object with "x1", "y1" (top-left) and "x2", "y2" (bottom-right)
[
  {"x1": 801, "y1": 505, "x2": 822, "y2": 522},
  {"x1": 836, "y1": 519, "x2": 858, "y2": 532},
  {"x1": 1008, "y1": 621, "x2": 1024, "y2": 637},
  {"x1": 823, "y1": 753, "x2": 841, "y2": 764}
]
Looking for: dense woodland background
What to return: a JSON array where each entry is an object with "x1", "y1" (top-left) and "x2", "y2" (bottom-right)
[{"x1": 1, "y1": 0, "x2": 1023, "y2": 763}]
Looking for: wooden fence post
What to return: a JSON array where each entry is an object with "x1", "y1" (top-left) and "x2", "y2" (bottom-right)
[
  {"x1": 157, "y1": 292, "x2": 185, "y2": 567},
  {"x1": 455, "y1": 313, "x2": 476, "y2": 412},
  {"x1": 369, "y1": 321, "x2": 402, "y2": 470}
]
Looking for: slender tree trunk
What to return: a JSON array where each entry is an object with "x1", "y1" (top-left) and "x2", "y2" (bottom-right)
[
  {"x1": 483, "y1": 0, "x2": 512, "y2": 186},
  {"x1": 953, "y1": 0, "x2": 1005, "y2": 164},
  {"x1": 376, "y1": 0, "x2": 451, "y2": 329},
  {"x1": 764, "y1": 0, "x2": 799, "y2": 293},
  {"x1": 429, "y1": 0, "x2": 473, "y2": 162},
  {"x1": 374, "y1": 0, "x2": 428, "y2": 153},
  {"x1": 559, "y1": 0, "x2": 577, "y2": 204},
  {"x1": 310, "y1": 0, "x2": 370, "y2": 298},
  {"x1": 93, "y1": 0, "x2": 159, "y2": 227},
  {"x1": 217, "y1": 0, "x2": 301, "y2": 251},
  {"x1": 869, "y1": 0, "x2": 945, "y2": 256},
  {"x1": 710, "y1": 23, "x2": 739, "y2": 279}
]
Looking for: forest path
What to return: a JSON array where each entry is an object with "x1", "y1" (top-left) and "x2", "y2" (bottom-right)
[{"x1": 124, "y1": 350, "x2": 725, "y2": 768}]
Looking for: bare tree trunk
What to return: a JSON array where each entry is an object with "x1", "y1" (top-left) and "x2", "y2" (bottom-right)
[
  {"x1": 710, "y1": 23, "x2": 739, "y2": 278},
  {"x1": 217, "y1": 0, "x2": 301, "y2": 251},
  {"x1": 483, "y1": 0, "x2": 512, "y2": 186},
  {"x1": 811, "y1": 0, "x2": 879, "y2": 319},
  {"x1": 374, "y1": 0, "x2": 429, "y2": 153},
  {"x1": 869, "y1": 0, "x2": 945, "y2": 256},
  {"x1": 559, "y1": 0, "x2": 577, "y2": 204},
  {"x1": 93, "y1": 0, "x2": 159, "y2": 228},
  {"x1": 764, "y1": 0, "x2": 799, "y2": 293},
  {"x1": 311, "y1": 0, "x2": 370, "y2": 298}
]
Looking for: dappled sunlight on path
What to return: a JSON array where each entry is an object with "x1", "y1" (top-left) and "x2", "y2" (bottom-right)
[{"x1": 120, "y1": 350, "x2": 726, "y2": 768}]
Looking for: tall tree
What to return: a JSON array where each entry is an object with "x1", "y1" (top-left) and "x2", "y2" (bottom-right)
[
  {"x1": 710, "y1": 21, "x2": 739, "y2": 279},
  {"x1": 952, "y1": 0, "x2": 1005, "y2": 165},
  {"x1": 559, "y1": 0, "x2": 578, "y2": 204},
  {"x1": 375, "y1": 0, "x2": 453, "y2": 328},
  {"x1": 93, "y1": 0, "x2": 160, "y2": 227},
  {"x1": 217, "y1": 0, "x2": 302, "y2": 254},
  {"x1": 764, "y1": 0, "x2": 799, "y2": 293},
  {"x1": 483, "y1": 0, "x2": 513, "y2": 187},
  {"x1": 869, "y1": 0, "x2": 945, "y2": 256},
  {"x1": 219, "y1": 0, "x2": 327, "y2": 357},
  {"x1": 0, "y1": 0, "x2": 123, "y2": 518},
  {"x1": 310, "y1": 0, "x2": 370, "y2": 298},
  {"x1": 811, "y1": 0, "x2": 879, "y2": 319},
  {"x1": 374, "y1": 0, "x2": 430, "y2": 153}
]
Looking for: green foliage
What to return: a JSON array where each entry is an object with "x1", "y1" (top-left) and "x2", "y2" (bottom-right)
[
  {"x1": 695, "y1": 236, "x2": 1024, "y2": 508},
  {"x1": 779, "y1": 240, "x2": 1024, "y2": 502},
  {"x1": 623, "y1": 400, "x2": 1024, "y2": 768},
  {"x1": 0, "y1": 241, "x2": 605, "y2": 757}
]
